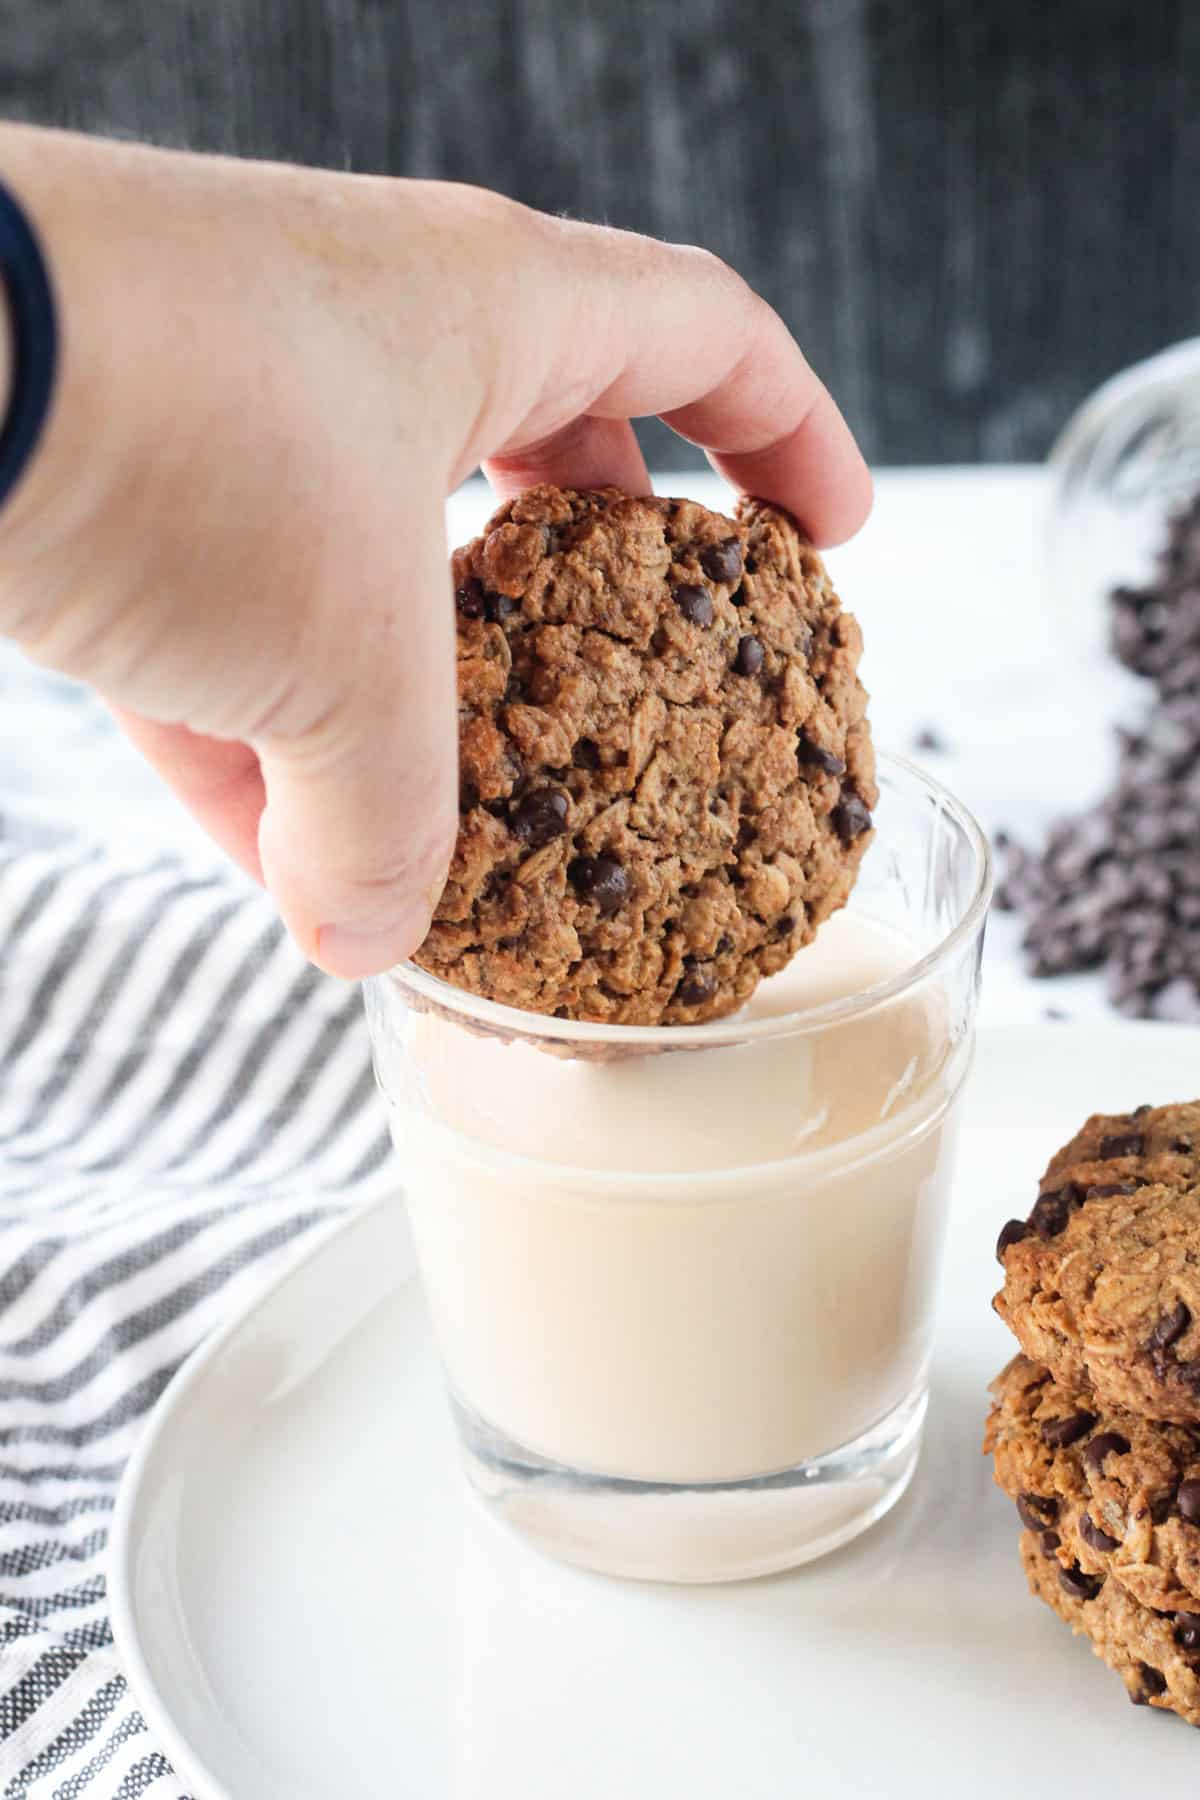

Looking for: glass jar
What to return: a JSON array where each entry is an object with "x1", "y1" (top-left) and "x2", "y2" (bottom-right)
[{"x1": 1047, "y1": 337, "x2": 1200, "y2": 662}]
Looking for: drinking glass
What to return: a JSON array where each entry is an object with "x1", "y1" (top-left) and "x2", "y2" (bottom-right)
[{"x1": 364, "y1": 751, "x2": 991, "y2": 1582}]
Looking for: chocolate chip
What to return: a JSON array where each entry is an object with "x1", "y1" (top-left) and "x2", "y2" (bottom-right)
[
  {"x1": 1041, "y1": 1411, "x2": 1097, "y2": 1449},
  {"x1": 485, "y1": 590, "x2": 518, "y2": 623},
  {"x1": 510, "y1": 787, "x2": 569, "y2": 848},
  {"x1": 832, "y1": 787, "x2": 872, "y2": 844},
  {"x1": 673, "y1": 583, "x2": 714, "y2": 627},
  {"x1": 1176, "y1": 1611, "x2": 1200, "y2": 1651},
  {"x1": 1150, "y1": 1491, "x2": 1178, "y2": 1525},
  {"x1": 572, "y1": 737, "x2": 601, "y2": 770},
  {"x1": 1019, "y1": 1490, "x2": 1058, "y2": 1521},
  {"x1": 700, "y1": 539, "x2": 743, "y2": 584},
  {"x1": 1029, "y1": 1184, "x2": 1082, "y2": 1238},
  {"x1": 796, "y1": 734, "x2": 846, "y2": 777},
  {"x1": 460, "y1": 779, "x2": 480, "y2": 812},
  {"x1": 1083, "y1": 1431, "x2": 1131, "y2": 1473},
  {"x1": 1177, "y1": 1479, "x2": 1200, "y2": 1524},
  {"x1": 455, "y1": 577, "x2": 486, "y2": 619},
  {"x1": 568, "y1": 855, "x2": 631, "y2": 916},
  {"x1": 676, "y1": 963, "x2": 717, "y2": 1007},
  {"x1": 733, "y1": 635, "x2": 765, "y2": 676},
  {"x1": 1136, "y1": 1662, "x2": 1167, "y2": 1700},
  {"x1": 1100, "y1": 1132, "x2": 1145, "y2": 1158},
  {"x1": 730, "y1": 584, "x2": 747, "y2": 607},
  {"x1": 1086, "y1": 1181, "x2": 1141, "y2": 1198},
  {"x1": 1079, "y1": 1512, "x2": 1121, "y2": 1553},
  {"x1": 1041, "y1": 1530, "x2": 1062, "y2": 1556},
  {"x1": 996, "y1": 1218, "x2": 1031, "y2": 1261},
  {"x1": 1017, "y1": 1494, "x2": 1057, "y2": 1532},
  {"x1": 1148, "y1": 1302, "x2": 1191, "y2": 1353},
  {"x1": 1174, "y1": 1137, "x2": 1194, "y2": 1153},
  {"x1": 1058, "y1": 1564, "x2": 1103, "y2": 1601},
  {"x1": 715, "y1": 934, "x2": 734, "y2": 955},
  {"x1": 994, "y1": 488, "x2": 1200, "y2": 1020},
  {"x1": 1028, "y1": 1192, "x2": 1069, "y2": 1237},
  {"x1": 1132, "y1": 1104, "x2": 1153, "y2": 1117}
]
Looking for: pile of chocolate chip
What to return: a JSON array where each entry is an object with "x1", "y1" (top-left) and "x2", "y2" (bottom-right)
[{"x1": 996, "y1": 491, "x2": 1200, "y2": 1020}]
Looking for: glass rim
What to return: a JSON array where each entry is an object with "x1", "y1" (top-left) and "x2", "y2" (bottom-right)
[{"x1": 380, "y1": 749, "x2": 993, "y2": 1049}]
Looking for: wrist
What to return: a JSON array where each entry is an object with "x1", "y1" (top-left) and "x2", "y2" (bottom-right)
[
  {"x1": 0, "y1": 127, "x2": 259, "y2": 680},
  {"x1": 0, "y1": 168, "x2": 58, "y2": 527},
  {"x1": 0, "y1": 127, "x2": 134, "y2": 652},
  {"x1": 0, "y1": 300, "x2": 9, "y2": 434}
]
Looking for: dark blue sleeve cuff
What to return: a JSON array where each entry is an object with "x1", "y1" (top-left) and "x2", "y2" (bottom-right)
[{"x1": 0, "y1": 179, "x2": 57, "y2": 512}]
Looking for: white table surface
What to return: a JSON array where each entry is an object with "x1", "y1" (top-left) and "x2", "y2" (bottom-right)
[{"x1": 2, "y1": 465, "x2": 1136, "y2": 1025}]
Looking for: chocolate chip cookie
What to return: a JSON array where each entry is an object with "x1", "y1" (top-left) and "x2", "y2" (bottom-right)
[
  {"x1": 416, "y1": 485, "x2": 875, "y2": 1025},
  {"x1": 1019, "y1": 1526, "x2": 1200, "y2": 1725},
  {"x1": 993, "y1": 1101, "x2": 1200, "y2": 1423},
  {"x1": 987, "y1": 1353, "x2": 1200, "y2": 1613}
]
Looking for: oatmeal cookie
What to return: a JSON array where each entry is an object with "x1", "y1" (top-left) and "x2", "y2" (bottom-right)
[
  {"x1": 1020, "y1": 1525, "x2": 1200, "y2": 1725},
  {"x1": 993, "y1": 1101, "x2": 1200, "y2": 1422},
  {"x1": 416, "y1": 485, "x2": 875, "y2": 1024},
  {"x1": 986, "y1": 1352, "x2": 1200, "y2": 1613}
]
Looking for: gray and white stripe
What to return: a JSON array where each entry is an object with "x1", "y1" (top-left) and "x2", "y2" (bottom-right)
[{"x1": 0, "y1": 667, "x2": 396, "y2": 1797}]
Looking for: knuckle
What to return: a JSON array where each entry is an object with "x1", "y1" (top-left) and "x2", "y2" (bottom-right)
[{"x1": 674, "y1": 241, "x2": 745, "y2": 299}]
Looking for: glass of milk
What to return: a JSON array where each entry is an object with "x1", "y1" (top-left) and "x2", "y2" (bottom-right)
[{"x1": 364, "y1": 751, "x2": 991, "y2": 1582}]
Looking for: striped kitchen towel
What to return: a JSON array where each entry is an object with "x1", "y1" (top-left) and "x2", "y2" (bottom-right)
[{"x1": 0, "y1": 651, "x2": 395, "y2": 1798}]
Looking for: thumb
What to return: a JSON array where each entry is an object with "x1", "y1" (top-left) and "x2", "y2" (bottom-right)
[{"x1": 256, "y1": 527, "x2": 459, "y2": 981}]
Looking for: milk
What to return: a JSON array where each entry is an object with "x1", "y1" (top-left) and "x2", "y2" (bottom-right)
[{"x1": 375, "y1": 910, "x2": 968, "y2": 1487}]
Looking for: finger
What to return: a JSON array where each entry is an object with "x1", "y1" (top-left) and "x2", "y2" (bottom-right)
[
  {"x1": 108, "y1": 708, "x2": 266, "y2": 882},
  {"x1": 484, "y1": 415, "x2": 651, "y2": 502},
  {"x1": 254, "y1": 511, "x2": 459, "y2": 981},
  {"x1": 669, "y1": 386, "x2": 872, "y2": 549},
  {"x1": 509, "y1": 221, "x2": 871, "y2": 546}
]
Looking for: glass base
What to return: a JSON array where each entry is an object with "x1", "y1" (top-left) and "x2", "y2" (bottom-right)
[{"x1": 451, "y1": 1384, "x2": 927, "y2": 1584}]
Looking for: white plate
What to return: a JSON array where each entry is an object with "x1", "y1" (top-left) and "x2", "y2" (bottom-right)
[{"x1": 110, "y1": 1023, "x2": 1200, "y2": 1799}]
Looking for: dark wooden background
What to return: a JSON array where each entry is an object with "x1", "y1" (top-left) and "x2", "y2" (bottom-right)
[{"x1": 1, "y1": 0, "x2": 1196, "y2": 466}]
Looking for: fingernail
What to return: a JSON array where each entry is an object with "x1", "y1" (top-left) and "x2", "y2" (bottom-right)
[{"x1": 316, "y1": 900, "x2": 433, "y2": 980}]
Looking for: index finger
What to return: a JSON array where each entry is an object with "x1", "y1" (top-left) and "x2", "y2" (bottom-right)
[{"x1": 517, "y1": 218, "x2": 872, "y2": 547}]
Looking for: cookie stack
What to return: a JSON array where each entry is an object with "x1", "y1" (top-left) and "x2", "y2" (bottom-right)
[{"x1": 987, "y1": 1101, "x2": 1200, "y2": 1724}]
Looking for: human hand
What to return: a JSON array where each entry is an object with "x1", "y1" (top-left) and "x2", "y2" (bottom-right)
[{"x1": 0, "y1": 126, "x2": 870, "y2": 977}]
